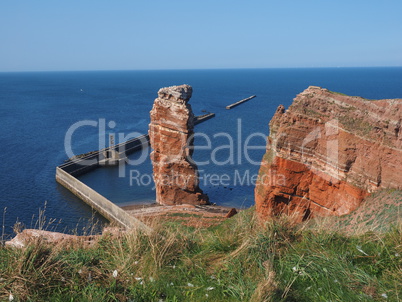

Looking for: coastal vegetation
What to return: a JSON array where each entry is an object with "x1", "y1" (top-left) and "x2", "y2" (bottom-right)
[{"x1": 1, "y1": 190, "x2": 401, "y2": 301}]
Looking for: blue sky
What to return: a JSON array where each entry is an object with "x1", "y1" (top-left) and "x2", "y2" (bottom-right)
[{"x1": 1, "y1": 0, "x2": 401, "y2": 71}]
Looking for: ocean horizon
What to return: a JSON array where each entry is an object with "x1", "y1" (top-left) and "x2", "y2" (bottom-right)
[{"x1": 2, "y1": 66, "x2": 402, "y2": 75}]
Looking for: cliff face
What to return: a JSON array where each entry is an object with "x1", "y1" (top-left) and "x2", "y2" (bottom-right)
[
  {"x1": 255, "y1": 86, "x2": 402, "y2": 221},
  {"x1": 149, "y1": 85, "x2": 209, "y2": 205}
]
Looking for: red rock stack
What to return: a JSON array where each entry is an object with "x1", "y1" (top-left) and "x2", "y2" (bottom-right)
[{"x1": 149, "y1": 85, "x2": 209, "y2": 205}]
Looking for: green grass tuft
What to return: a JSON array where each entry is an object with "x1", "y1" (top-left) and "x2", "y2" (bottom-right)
[{"x1": 1, "y1": 208, "x2": 401, "y2": 301}]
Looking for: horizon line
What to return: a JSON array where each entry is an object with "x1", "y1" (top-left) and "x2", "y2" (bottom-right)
[{"x1": 1, "y1": 65, "x2": 402, "y2": 73}]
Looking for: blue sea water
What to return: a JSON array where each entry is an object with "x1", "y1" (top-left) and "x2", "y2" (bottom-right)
[{"x1": 1, "y1": 67, "x2": 401, "y2": 236}]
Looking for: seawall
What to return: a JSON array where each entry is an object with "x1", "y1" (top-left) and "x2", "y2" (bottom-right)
[
  {"x1": 59, "y1": 134, "x2": 150, "y2": 177},
  {"x1": 226, "y1": 95, "x2": 256, "y2": 109},
  {"x1": 56, "y1": 167, "x2": 150, "y2": 231}
]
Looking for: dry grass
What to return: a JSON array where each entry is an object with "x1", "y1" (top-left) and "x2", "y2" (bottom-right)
[{"x1": 1, "y1": 203, "x2": 401, "y2": 301}]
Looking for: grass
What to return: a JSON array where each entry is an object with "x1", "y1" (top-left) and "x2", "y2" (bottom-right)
[
  {"x1": 338, "y1": 114, "x2": 374, "y2": 136},
  {"x1": 1, "y1": 208, "x2": 401, "y2": 301},
  {"x1": 329, "y1": 90, "x2": 348, "y2": 96},
  {"x1": 166, "y1": 213, "x2": 202, "y2": 218},
  {"x1": 307, "y1": 189, "x2": 402, "y2": 235}
]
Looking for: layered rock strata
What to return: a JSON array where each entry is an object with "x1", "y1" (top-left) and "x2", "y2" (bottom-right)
[
  {"x1": 255, "y1": 86, "x2": 402, "y2": 221},
  {"x1": 149, "y1": 85, "x2": 209, "y2": 205}
]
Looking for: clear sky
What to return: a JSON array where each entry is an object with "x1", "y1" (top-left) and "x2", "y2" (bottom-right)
[{"x1": 1, "y1": 0, "x2": 401, "y2": 72}]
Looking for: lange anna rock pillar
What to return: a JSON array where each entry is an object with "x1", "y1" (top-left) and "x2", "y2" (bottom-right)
[{"x1": 149, "y1": 85, "x2": 209, "y2": 205}]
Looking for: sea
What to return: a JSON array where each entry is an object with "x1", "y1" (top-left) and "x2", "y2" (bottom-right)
[{"x1": 1, "y1": 67, "x2": 401, "y2": 236}]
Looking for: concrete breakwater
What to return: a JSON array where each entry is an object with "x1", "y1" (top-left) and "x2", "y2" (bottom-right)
[
  {"x1": 194, "y1": 112, "x2": 215, "y2": 124},
  {"x1": 226, "y1": 95, "x2": 256, "y2": 109},
  {"x1": 56, "y1": 167, "x2": 150, "y2": 231},
  {"x1": 59, "y1": 134, "x2": 150, "y2": 177}
]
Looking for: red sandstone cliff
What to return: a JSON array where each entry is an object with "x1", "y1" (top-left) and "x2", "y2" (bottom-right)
[
  {"x1": 149, "y1": 85, "x2": 209, "y2": 205},
  {"x1": 255, "y1": 86, "x2": 402, "y2": 221}
]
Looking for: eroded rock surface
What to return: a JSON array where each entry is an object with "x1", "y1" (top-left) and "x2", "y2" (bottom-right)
[
  {"x1": 5, "y1": 229, "x2": 92, "y2": 248},
  {"x1": 255, "y1": 86, "x2": 402, "y2": 221},
  {"x1": 5, "y1": 228, "x2": 122, "y2": 248},
  {"x1": 149, "y1": 85, "x2": 209, "y2": 205}
]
